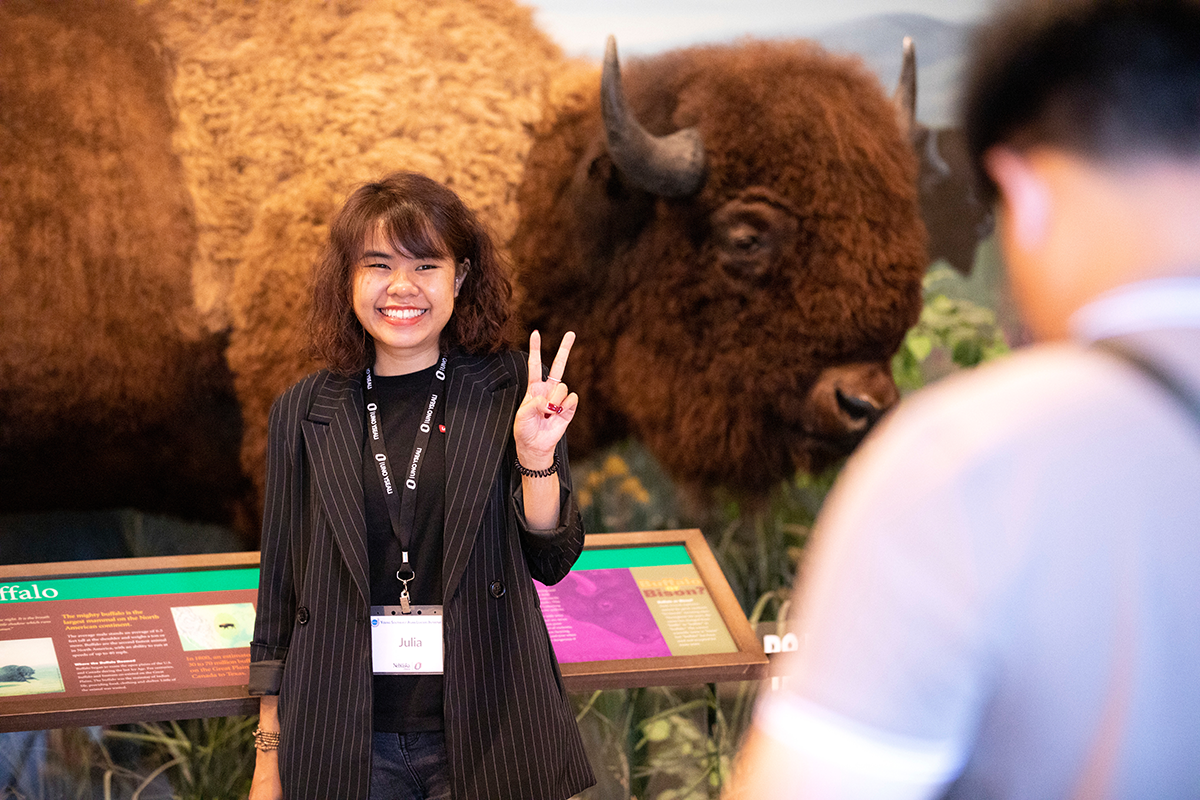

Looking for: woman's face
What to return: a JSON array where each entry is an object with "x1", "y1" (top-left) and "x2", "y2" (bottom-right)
[{"x1": 352, "y1": 224, "x2": 462, "y2": 375}]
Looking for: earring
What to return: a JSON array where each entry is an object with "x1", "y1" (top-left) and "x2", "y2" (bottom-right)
[{"x1": 456, "y1": 258, "x2": 469, "y2": 292}]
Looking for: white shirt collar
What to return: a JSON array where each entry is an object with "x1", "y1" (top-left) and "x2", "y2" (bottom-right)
[{"x1": 1069, "y1": 276, "x2": 1200, "y2": 343}]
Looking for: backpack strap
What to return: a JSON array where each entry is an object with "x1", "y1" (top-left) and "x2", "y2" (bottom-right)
[{"x1": 1095, "y1": 338, "x2": 1200, "y2": 430}]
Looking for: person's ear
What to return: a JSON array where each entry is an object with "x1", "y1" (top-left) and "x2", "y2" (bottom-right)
[
  {"x1": 455, "y1": 258, "x2": 470, "y2": 297},
  {"x1": 985, "y1": 146, "x2": 1051, "y2": 251}
]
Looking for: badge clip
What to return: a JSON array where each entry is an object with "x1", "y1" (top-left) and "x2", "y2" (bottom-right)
[{"x1": 397, "y1": 552, "x2": 416, "y2": 615}]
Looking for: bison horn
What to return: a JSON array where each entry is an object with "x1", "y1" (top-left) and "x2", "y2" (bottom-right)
[
  {"x1": 601, "y1": 35, "x2": 707, "y2": 197},
  {"x1": 893, "y1": 36, "x2": 917, "y2": 140}
]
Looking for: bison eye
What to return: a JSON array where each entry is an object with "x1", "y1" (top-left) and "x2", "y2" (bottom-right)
[
  {"x1": 723, "y1": 223, "x2": 766, "y2": 256},
  {"x1": 732, "y1": 232, "x2": 760, "y2": 252},
  {"x1": 710, "y1": 196, "x2": 800, "y2": 282}
]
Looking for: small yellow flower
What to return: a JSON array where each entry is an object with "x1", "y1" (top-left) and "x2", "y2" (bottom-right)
[
  {"x1": 620, "y1": 476, "x2": 651, "y2": 505},
  {"x1": 602, "y1": 454, "x2": 630, "y2": 478}
]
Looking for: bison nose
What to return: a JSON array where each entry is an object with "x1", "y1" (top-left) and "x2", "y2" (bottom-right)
[
  {"x1": 800, "y1": 361, "x2": 899, "y2": 444},
  {"x1": 835, "y1": 388, "x2": 884, "y2": 424}
]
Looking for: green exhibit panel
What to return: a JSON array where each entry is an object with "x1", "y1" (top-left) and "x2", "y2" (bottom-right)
[
  {"x1": 0, "y1": 553, "x2": 262, "y2": 732},
  {"x1": 0, "y1": 532, "x2": 765, "y2": 732}
]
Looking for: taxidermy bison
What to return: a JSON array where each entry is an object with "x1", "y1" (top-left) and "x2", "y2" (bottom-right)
[
  {"x1": 0, "y1": 1, "x2": 248, "y2": 528},
  {"x1": 0, "y1": 0, "x2": 564, "y2": 540},
  {"x1": 512, "y1": 38, "x2": 928, "y2": 495},
  {"x1": 1, "y1": 0, "x2": 948, "y2": 534},
  {"x1": 913, "y1": 126, "x2": 992, "y2": 276}
]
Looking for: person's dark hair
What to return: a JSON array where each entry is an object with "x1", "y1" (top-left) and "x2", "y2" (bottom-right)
[
  {"x1": 309, "y1": 171, "x2": 515, "y2": 375},
  {"x1": 963, "y1": 0, "x2": 1200, "y2": 201}
]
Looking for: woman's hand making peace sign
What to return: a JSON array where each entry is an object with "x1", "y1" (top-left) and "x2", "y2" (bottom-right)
[{"x1": 513, "y1": 330, "x2": 578, "y2": 472}]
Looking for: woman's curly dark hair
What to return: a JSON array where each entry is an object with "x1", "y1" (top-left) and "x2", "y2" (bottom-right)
[{"x1": 309, "y1": 171, "x2": 515, "y2": 375}]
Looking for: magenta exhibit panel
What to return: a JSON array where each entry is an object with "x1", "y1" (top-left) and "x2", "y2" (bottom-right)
[
  {"x1": 550, "y1": 531, "x2": 767, "y2": 690},
  {"x1": 538, "y1": 545, "x2": 737, "y2": 663}
]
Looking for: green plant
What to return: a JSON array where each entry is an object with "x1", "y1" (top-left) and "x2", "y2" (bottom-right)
[
  {"x1": 573, "y1": 683, "x2": 752, "y2": 800},
  {"x1": 630, "y1": 688, "x2": 723, "y2": 800},
  {"x1": 893, "y1": 266, "x2": 1011, "y2": 392},
  {"x1": 0, "y1": 728, "x2": 136, "y2": 800},
  {"x1": 576, "y1": 444, "x2": 683, "y2": 536},
  {"x1": 101, "y1": 716, "x2": 257, "y2": 800},
  {"x1": 707, "y1": 469, "x2": 833, "y2": 616}
]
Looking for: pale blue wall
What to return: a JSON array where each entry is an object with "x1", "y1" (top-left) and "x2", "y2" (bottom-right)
[
  {"x1": 528, "y1": 0, "x2": 993, "y2": 126},
  {"x1": 529, "y1": 0, "x2": 991, "y2": 57}
]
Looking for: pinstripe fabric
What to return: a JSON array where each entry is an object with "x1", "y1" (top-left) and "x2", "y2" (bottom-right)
[{"x1": 250, "y1": 352, "x2": 595, "y2": 800}]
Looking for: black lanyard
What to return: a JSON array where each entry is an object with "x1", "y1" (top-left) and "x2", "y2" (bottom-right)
[{"x1": 364, "y1": 354, "x2": 448, "y2": 611}]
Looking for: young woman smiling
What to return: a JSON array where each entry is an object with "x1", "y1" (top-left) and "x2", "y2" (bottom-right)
[{"x1": 247, "y1": 172, "x2": 594, "y2": 800}]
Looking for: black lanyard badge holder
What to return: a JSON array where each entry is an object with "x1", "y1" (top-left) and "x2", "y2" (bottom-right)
[{"x1": 365, "y1": 356, "x2": 447, "y2": 675}]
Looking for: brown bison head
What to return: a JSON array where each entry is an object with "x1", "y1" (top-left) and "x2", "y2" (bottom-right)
[{"x1": 512, "y1": 37, "x2": 927, "y2": 495}]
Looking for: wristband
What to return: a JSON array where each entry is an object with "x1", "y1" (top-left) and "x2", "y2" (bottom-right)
[
  {"x1": 515, "y1": 451, "x2": 559, "y2": 478},
  {"x1": 253, "y1": 727, "x2": 281, "y2": 752}
]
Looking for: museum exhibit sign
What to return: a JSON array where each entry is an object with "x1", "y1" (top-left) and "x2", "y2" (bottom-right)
[
  {"x1": 543, "y1": 529, "x2": 767, "y2": 689},
  {"x1": 0, "y1": 530, "x2": 765, "y2": 732},
  {"x1": 0, "y1": 552, "x2": 261, "y2": 732}
]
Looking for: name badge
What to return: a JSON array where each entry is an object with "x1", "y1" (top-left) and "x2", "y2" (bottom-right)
[{"x1": 370, "y1": 605, "x2": 444, "y2": 675}]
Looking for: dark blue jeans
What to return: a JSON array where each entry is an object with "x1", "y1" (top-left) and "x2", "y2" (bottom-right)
[{"x1": 369, "y1": 731, "x2": 452, "y2": 800}]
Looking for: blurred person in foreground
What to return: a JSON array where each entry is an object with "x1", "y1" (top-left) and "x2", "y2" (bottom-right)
[{"x1": 725, "y1": 0, "x2": 1200, "y2": 797}]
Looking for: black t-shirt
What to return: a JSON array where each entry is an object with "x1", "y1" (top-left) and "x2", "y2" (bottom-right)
[{"x1": 362, "y1": 365, "x2": 446, "y2": 732}]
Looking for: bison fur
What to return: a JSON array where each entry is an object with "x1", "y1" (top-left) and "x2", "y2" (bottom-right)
[
  {"x1": 185, "y1": 0, "x2": 568, "y2": 512},
  {"x1": 1, "y1": 0, "x2": 567, "y2": 536},
  {"x1": 0, "y1": 0, "x2": 250, "y2": 531}
]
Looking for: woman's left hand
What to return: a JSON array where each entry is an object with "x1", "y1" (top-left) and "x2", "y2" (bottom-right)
[{"x1": 514, "y1": 330, "x2": 578, "y2": 469}]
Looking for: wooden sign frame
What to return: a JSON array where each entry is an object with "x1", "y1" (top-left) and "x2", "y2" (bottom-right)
[{"x1": 0, "y1": 530, "x2": 765, "y2": 731}]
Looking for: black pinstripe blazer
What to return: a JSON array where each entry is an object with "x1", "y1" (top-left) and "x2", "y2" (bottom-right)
[{"x1": 249, "y1": 350, "x2": 595, "y2": 800}]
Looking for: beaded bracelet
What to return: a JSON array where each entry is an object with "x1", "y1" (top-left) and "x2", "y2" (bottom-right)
[
  {"x1": 514, "y1": 451, "x2": 559, "y2": 478},
  {"x1": 253, "y1": 727, "x2": 281, "y2": 752}
]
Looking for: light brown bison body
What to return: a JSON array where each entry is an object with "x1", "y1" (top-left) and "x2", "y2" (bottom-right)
[
  {"x1": 197, "y1": 0, "x2": 565, "y2": 512},
  {"x1": 0, "y1": 0, "x2": 564, "y2": 539},
  {"x1": 900, "y1": 40, "x2": 995, "y2": 277},
  {"x1": 0, "y1": 1, "x2": 248, "y2": 528},
  {"x1": 512, "y1": 39, "x2": 927, "y2": 495}
]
